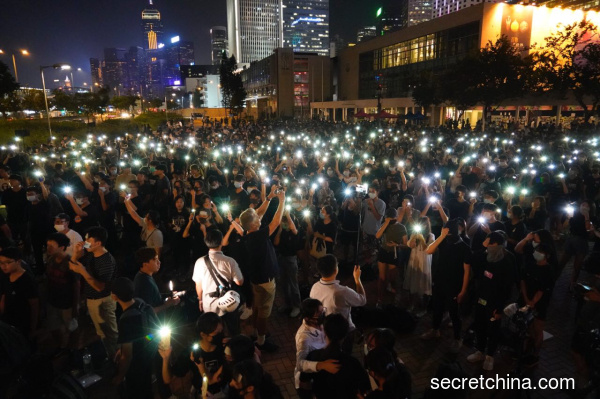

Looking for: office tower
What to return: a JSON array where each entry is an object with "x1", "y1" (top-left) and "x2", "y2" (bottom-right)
[
  {"x1": 103, "y1": 48, "x2": 128, "y2": 95},
  {"x1": 282, "y1": 0, "x2": 330, "y2": 56},
  {"x1": 90, "y1": 58, "x2": 102, "y2": 88},
  {"x1": 357, "y1": 26, "x2": 377, "y2": 43},
  {"x1": 211, "y1": 26, "x2": 228, "y2": 65},
  {"x1": 406, "y1": 0, "x2": 433, "y2": 26},
  {"x1": 125, "y1": 46, "x2": 146, "y2": 94},
  {"x1": 433, "y1": 0, "x2": 501, "y2": 18},
  {"x1": 142, "y1": 0, "x2": 164, "y2": 50},
  {"x1": 329, "y1": 34, "x2": 346, "y2": 57},
  {"x1": 227, "y1": 0, "x2": 283, "y2": 64},
  {"x1": 165, "y1": 37, "x2": 195, "y2": 85},
  {"x1": 376, "y1": 4, "x2": 406, "y2": 35}
]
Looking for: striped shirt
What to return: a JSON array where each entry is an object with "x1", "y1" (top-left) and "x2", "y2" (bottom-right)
[{"x1": 81, "y1": 252, "x2": 117, "y2": 299}]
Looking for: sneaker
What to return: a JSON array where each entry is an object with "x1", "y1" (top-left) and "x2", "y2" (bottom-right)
[
  {"x1": 240, "y1": 306, "x2": 253, "y2": 320},
  {"x1": 483, "y1": 355, "x2": 494, "y2": 371},
  {"x1": 450, "y1": 339, "x2": 463, "y2": 354},
  {"x1": 415, "y1": 309, "x2": 428, "y2": 318},
  {"x1": 420, "y1": 329, "x2": 441, "y2": 340},
  {"x1": 467, "y1": 351, "x2": 485, "y2": 363},
  {"x1": 289, "y1": 307, "x2": 301, "y2": 318},
  {"x1": 523, "y1": 354, "x2": 539, "y2": 368},
  {"x1": 255, "y1": 340, "x2": 279, "y2": 353}
]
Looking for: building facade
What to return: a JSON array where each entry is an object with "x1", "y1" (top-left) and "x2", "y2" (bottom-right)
[
  {"x1": 357, "y1": 26, "x2": 377, "y2": 43},
  {"x1": 102, "y1": 48, "x2": 128, "y2": 96},
  {"x1": 211, "y1": 26, "x2": 229, "y2": 65},
  {"x1": 376, "y1": 4, "x2": 406, "y2": 35},
  {"x1": 282, "y1": 0, "x2": 330, "y2": 56},
  {"x1": 165, "y1": 38, "x2": 195, "y2": 86},
  {"x1": 141, "y1": 0, "x2": 164, "y2": 50},
  {"x1": 241, "y1": 47, "x2": 330, "y2": 119},
  {"x1": 433, "y1": 0, "x2": 501, "y2": 19},
  {"x1": 227, "y1": 0, "x2": 283, "y2": 64},
  {"x1": 90, "y1": 58, "x2": 102, "y2": 88}
]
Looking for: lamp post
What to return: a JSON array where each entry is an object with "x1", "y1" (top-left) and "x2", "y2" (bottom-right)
[
  {"x1": 0, "y1": 49, "x2": 29, "y2": 83},
  {"x1": 41, "y1": 63, "x2": 71, "y2": 140}
]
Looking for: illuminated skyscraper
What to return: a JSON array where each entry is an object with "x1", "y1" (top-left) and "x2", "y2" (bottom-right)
[
  {"x1": 357, "y1": 26, "x2": 377, "y2": 43},
  {"x1": 142, "y1": 0, "x2": 164, "y2": 50},
  {"x1": 433, "y1": 0, "x2": 501, "y2": 18},
  {"x1": 90, "y1": 58, "x2": 102, "y2": 88},
  {"x1": 211, "y1": 26, "x2": 228, "y2": 65},
  {"x1": 282, "y1": 0, "x2": 329, "y2": 56},
  {"x1": 406, "y1": 0, "x2": 433, "y2": 26},
  {"x1": 227, "y1": 0, "x2": 283, "y2": 64}
]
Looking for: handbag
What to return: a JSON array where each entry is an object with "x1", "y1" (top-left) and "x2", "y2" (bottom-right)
[
  {"x1": 203, "y1": 255, "x2": 243, "y2": 312},
  {"x1": 309, "y1": 236, "x2": 327, "y2": 259}
]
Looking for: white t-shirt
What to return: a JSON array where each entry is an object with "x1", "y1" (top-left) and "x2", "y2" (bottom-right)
[{"x1": 64, "y1": 229, "x2": 83, "y2": 255}]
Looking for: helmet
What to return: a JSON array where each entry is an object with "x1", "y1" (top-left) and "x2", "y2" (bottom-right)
[{"x1": 217, "y1": 290, "x2": 241, "y2": 313}]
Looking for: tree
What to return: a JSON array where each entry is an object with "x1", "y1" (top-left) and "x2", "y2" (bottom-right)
[
  {"x1": 51, "y1": 89, "x2": 77, "y2": 113},
  {"x1": 219, "y1": 54, "x2": 247, "y2": 115},
  {"x1": 110, "y1": 95, "x2": 138, "y2": 113},
  {"x1": 532, "y1": 21, "x2": 600, "y2": 122},
  {"x1": 192, "y1": 89, "x2": 204, "y2": 108},
  {"x1": 0, "y1": 61, "x2": 19, "y2": 99},
  {"x1": 0, "y1": 94, "x2": 21, "y2": 120},
  {"x1": 21, "y1": 89, "x2": 46, "y2": 113},
  {"x1": 411, "y1": 70, "x2": 443, "y2": 124},
  {"x1": 148, "y1": 97, "x2": 164, "y2": 109}
]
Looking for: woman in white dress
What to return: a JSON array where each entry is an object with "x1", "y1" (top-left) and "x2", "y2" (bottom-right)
[{"x1": 403, "y1": 216, "x2": 434, "y2": 318}]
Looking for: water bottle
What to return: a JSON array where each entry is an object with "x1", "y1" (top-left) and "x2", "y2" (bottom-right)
[{"x1": 82, "y1": 348, "x2": 92, "y2": 374}]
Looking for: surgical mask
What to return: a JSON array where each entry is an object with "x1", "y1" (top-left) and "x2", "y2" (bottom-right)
[
  {"x1": 54, "y1": 224, "x2": 65, "y2": 232},
  {"x1": 211, "y1": 184, "x2": 218, "y2": 189},
  {"x1": 532, "y1": 241, "x2": 539, "y2": 248},
  {"x1": 150, "y1": 167, "x2": 156, "y2": 173},
  {"x1": 211, "y1": 332, "x2": 225, "y2": 345},
  {"x1": 83, "y1": 242, "x2": 91, "y2": 249},
  {"x1": 484, "y1": 198, "x2": 493, "y2": 204},
  {"x1": 507, "y1": 212, "x2": 513, "y2": 218},
  {"x1": 292, "y1": 202, "x2": 301, "y2": 209},
  {"x1": 250, "y1": 198, "x2": 259, "y2": 204},
  {"x1": 327, "y1": 170, "x2": 334, "y2": 177},
  {"x1": 99, "y1": 187, "x2": 107, "y2": 193},
  {"x1": 364, "y1": 344, "x2": 369, "y2": 356},
  {"x1": 319, "y1": 213, "x2": 325, "y2": 219},
  {"x1": 234, "y1": 181, "x2": 243, "y2": 188},
  {"x1": 75, "y1": 198, "x2": 84, "y2": 205},
  {"x1": 533, "y1": 251, "x2": 545, "y2": 262},
  {"x1": 486, "y1": 245, "x2": 505, "y2": 262},
  {"x1": 483, "y1": 213, "x2": 493, "y2": 221},
  {"x1": 343, "y1": 171, "x2": 350, "y2": 177},
  {"x1": 389, "y1": 167, "x2": 395, "y2": 172},
  {"x1": 27, "y1": 195, "x2": 37, "y2": 202},
  {"x1": 368, "y1": 193, "x2": 376, "y2": 199},
  {"x1": 499, "y1": 161, "x2": 507, "y2": 167},
  {"x1": 110, "y1": 170, "x2": 117, "y2": 176},
  {"x1": 93, "y1": 177, "x2": 101, "y2": 183}
]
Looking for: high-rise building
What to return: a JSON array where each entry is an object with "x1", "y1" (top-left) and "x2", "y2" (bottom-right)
[
  {"x1": 406, "y1": 0, "x2": 433, "y2": 26},
  {"x1": 103, "y1": 48, "x2": 128, "y2": 95},
  {"x1": 329, "y1": 34, "x2": 346, "y2": 57},
  {"x1": 282, "y1": 0, "x2": 330, "y2": 56},
  {"x1": 433, "y1": 0, "x2": 501, "y2": 18},
  {"x1": 210, "y1": 26, "x2": 229, "y2": 65},
  {"x1": 90, "y1": 58, "x2": 102, "y2": 88},
  {"x1": 142, "y1": 0, "x2": 164, "y2": 50},
  {"x1": 357, "y1": 26, "x2": 377, "y2": 43},
  {"x1": 375, "y1": 4, "x2": 406, "y2": 35},
  {"x1": 165, "y1": 37, "x2": 195, "y2": 86},
  {"x1": 227, "y1": 0, "x2": 283, "y2": 64},
  {"x1": 124, "y1": 46, "x2": 146, "y2": 94}
]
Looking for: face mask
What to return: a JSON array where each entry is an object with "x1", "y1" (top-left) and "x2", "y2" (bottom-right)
[
  {"x1": 368, "y1": 193, "x2": 376, "y2": 199},
  {"x1": 532, "y1": 241, "x2": 539, "y2": 248},
  {"x1": 486, "y1": 245, "x2": 505, "y2": 262},
  {"x1": 54, "y1": 224, "x2": 65, "y2": 232},
  {"x1": 234, "y1": 182, "x2": 243, "y2": 188},
  {"x1": 150, "y1": 167, "x2": 156, "y2": 173},
  {"x1": 327, "y1": 170, "x2": 334, "y2": 177},
  {"x1": 211, "y1": 332, "x2": 225, "y2": 345},
  {"x1": 484, "y1": 198, "x2": 493, "y2": 204},
  {"x1": 507, "y1": 212, "x2": 513, "y2": 218},
  {"x1": 483, "y1": 213, "x2": 493, "y2": 221},
  {"x1": 319, "y1": 213, "x2": 325, "y2": 219},
  {"x1": 451, "y1": 157, "x2": 458, "y2": 163},
  {"x1": 292, "y1": 202, "x2": 301, "y2": 209},
  {"x1": 533, "y1": 251, "x2": 545, "y2": 262},
  {"x1": 343, "y1": 171, "x2": 350, "y2": 177},
  {"x1": 99, "y1": 187, "x2": 107, "y2": 193},
  {"x1": 499, "y1": 161, "x2": 507, "y2": 167},
  {"x1": 75, "y1": 198, "x2": 84, "y2": 205},
  {"x1": 111, "y1": 170, "x2": 117, "y2": 176},
  {"x1": 83, "y1": 242, "x2": 92, "y2": 249},
  {"x1": 27, "y1": 195, "x2": 37, "y2": 202},
  {"x1": 93, "y1": 177, "x2": 101, "y2": 183},
  {"x1": 389, "y1": 167, "x2": 395, "y2": 171},
  {"x1": 250, "y1": 198, "x2": 259, "y2": 204},
  {"x1": 211, "y1": 184, "x2": 218, "y2": 189}
]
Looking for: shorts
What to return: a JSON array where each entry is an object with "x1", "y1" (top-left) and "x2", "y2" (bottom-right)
[
  {"x1": 46, "y1": 303, "x2": 74, "y2": 331},
  {"x1": 563, "y1": 236, "x2": 589, "y2": 257},
  {"x1": 377, "y1": 249, "x2": 397, "y2": 265},
  {"x1": 252, "y1": 279, "x2": 276, "y2": 318}
]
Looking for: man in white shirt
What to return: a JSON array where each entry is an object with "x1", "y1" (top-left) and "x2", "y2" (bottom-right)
[
  {"x1": 294, "y1": 298, "x2": 340, "y2": 398},
  {"x1": 192, "y1": 229, "x2": 244, "y2": 335},
  {"x1": 53, "y1": 213, "x2": 82, "y2": 256},
  {"x1": 309, "y1": 254, "x2": 366, "y2": 353}
]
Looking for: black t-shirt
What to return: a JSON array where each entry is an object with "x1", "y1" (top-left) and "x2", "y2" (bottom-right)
[
  {"x1": 434, "y1": 237, "x2": 472, "y2": 294},
  {"x1": 242, "y1": 227, "x2": 279, "y2": 283},
  {"x1": 520, "y1": 262, "x2": 554, "y2": 311},
  {"x1": 169, "y1": 208, "x2": 190, "y2": 240},
  {"x1": 471, "y1": 220, "x2": 506, "y2": 252},
  {"x1": 473, "y1": 255, "x2": 514, "y2": 312},
  {"x1": 229, "y1": 189, "x2": 250, "y2": 217},
  {"x1": 524, "y1": 208, "x2": 548, "y2": 231},
  {"x1": 80, "y1": 252, "x2": 117, "y2": 299},
  {"x1": 445, "y1": 198, "x2": 470, "y2": 220},
  {"x1": 1, "y1": 271, "x2": 38, "y2": 334},
  {"x1": 584, "y1": 175, "x2": 600, "y2": 200},
  {"x1": 46, "y1": 256, "x2": 79, "y2": 309},
  {"x1": 208, "y1": 185, "x2": 230, "y2": 206},
  {"x1": 189, "y1": 223, "x2": 219, "y2": 259},
  {"x1": 2, "y1": 188, "x2": 27, "y2": 223},
  {"x1": 569, "y1": 212, "x2": 590, "y2": 237},
  {"x1": 504, "y1": 220, "x2": 527, "y2": 251},
  {"x1": 133, "y1": 272, "x2": 162, "y2": 308},
  {"x1": 71, "y1": 203, "x2": 99, "y2": 236},
  {"x1": 314, "y1": 219, "x2": 337, "y2": 254},
  {"x1": 28, "y1": 200, "x2": 52, "y2": 236},
  {"x1": 196, "y1": 343, "x2": 225, "y2": 393},
  {"x1": 304, "y1": 347, "x2": 370, "y2": 399},
  {"x1": 276, "y1": 223, "x2": 299, "y2": 257},
  {"x1": 461, "y1": 173, "x2": 479, "y2": 191},
  {"x1": 382, "y1": 189, "x2": 404, "y2": 210},
  {"x1": 117, "y1": 299, "x2": 160, "y2": 376}
]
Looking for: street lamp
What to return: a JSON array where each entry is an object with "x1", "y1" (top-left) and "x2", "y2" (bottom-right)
[
  {"x1": 0, "y1": 49, "x2": 29, "y2": 83},
  {"x1": 41, "y1": 63, "x2": 71, "y2": 139}
]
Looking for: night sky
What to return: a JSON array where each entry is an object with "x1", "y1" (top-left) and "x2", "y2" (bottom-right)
[{"x1": 0, "y1": 0, "x2": 382, "y2": 89}]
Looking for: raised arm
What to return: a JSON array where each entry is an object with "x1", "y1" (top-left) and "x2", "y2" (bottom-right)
[
  {"x1": 268, "y1": 190, "x2": 286, "y2": 236},
  {"x1": 124, "y1": 195, "x2": 143, "y2": 225},
  {"x1": 426, "y1": 228, "x2": 448, "y2": 255}
]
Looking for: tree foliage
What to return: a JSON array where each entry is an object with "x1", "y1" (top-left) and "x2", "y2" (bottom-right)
[
  {"x1": 0, "y1": 61, "x2": 19, "y2": 99},
  {"x1": 219, "y1": 53, "x2": 247, "y2": 115}
]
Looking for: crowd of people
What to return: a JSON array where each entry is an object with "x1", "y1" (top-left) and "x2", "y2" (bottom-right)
[{"x1": 0, "y1": 117, "x2": 600, "y2": 398}]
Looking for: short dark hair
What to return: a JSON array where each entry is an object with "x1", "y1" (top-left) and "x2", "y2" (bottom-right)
[
  {"x1": 204, "y1": 229, "x2": 223, "y2": 249},
  {"x1": 196, "y1": 312, "x2": 222, "y2": 337},
  {"x1": 156, "y1": 164, "x2": 167, "y2": 172},
  {"x1": 232, "y1": 360, "x2": 264, "y2": 392},
  {"x1": 55, "y1": 213, "x2": 71, "y2": 222},
  {"x1": 487, "y1": 231, "x2": 505, "y2": 246},
  {"x1": 9, "y1": 174, "x2": 22, "y2": 183},
  {"x1": 456, "y1": 185, "x2": 467, "y2": 194},
  {"x1": 484, "y1": 190, "x2": 499, "y2": 200},
  {"x1": 207, "y1": 176, "x2": 218, "y2": 184},
  {"x1": 146, "y1": 210, "x2": 161, "y2": 226},
  {"x1": 234, "y1": 174, "x2": 244, "y2": 182},
  {"x1": 316, "y1": 254, "x2": 338, "y2": 278},
  {"x1": 111, "y1": 277, "x2": 134, "y2": 302},
  {"x1": 136, "y1": 247, "x2": 157, "y2": 266},
  {"x1": 301, "y1": 298, "x2": 323, "y2": 320},
  {"x1": 26, "y1": 185, "x2": 41, "y2": 194},
  {"x1": 85, "y1": 226, "x2": 108, "y2": 246},
  {"x1": 482, "y1": 203, "x2": 498, "y2": 212},
  {"x1": 47, "y1": 232, "x2": 70, "y2": 250},
  {"x1": 323, "y1": 313, "x2": 349, "y2": 343},
  {"x1": 227, "y1": 335, "x2": 256, "y2": 364},
  {"x1": 0, "y1": 247, "x2": 22, "y2": 261}
]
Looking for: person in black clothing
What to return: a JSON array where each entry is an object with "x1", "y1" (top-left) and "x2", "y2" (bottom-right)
[
  {"x1": 3, "y1": 175, "x2": 27, "y2": 243},
  {"x1": 133, "y1": 247, "x2": 181, "y2": 316},
  {"x1": 445, "y1": 185, "x2": 470, "y2": 221},
  {"x1": 229, "y1": 359, "x2": 284, "y2": 399},
  {"x1": 365, "y1": 347, "x2": 410, "y2": 399},
  {"x1": 153, "y1": 164, "x2": 171, "y2": 222},
  {"x1": 302, "y1": 313, "x2": 370, "y2": 399},
  {"x1": 274, "y1": 210, "x2": 301, "y2": 317},
  {"x1": 466, "y1": 232, "x2": 514, "y2": 371},
  {"x1": 524, "y1": 196, "x2": 548, "y2": 231},
  {"x1": 65, "y1": 190, "x2": 99, "y2": 236},
  {"x1": 111, "y1": 277, "x2": 160, "y2": 399},
  {"x1": 208, "y1": 175, "x2": 230, "y2": 207},
  {"x1": 560, "y1": 201, "x2": 595, "y2": 286},
  {"x1": 194, "y1": 312, "x2": 227, "y2": 395},
  {"x1": 168, "y1": 195, "x2": 191, "y2": 275},
  {"x1": 504, "y1": 205, "x2": 527, "y2": 256},
  {"x1": 230, "y1": 175, "x2": 250, "y2": 218},
  {"x1": 338, "y1": 188, "x2": 361, "y2": 264},
  {"x1": 96, "y1": 178, "x2": 118, "y2": 252},
  {"x1": 468, "y1": 203, "x2": 506, "y2": 252},
  {"x1": 307, "y1": 205, "x2": 337, "y2": 255},
  {"x1": 519, "y1": 242, "x2": 556, "y2": 366},
  {"x1": 26, "y1": 186, "x2": 52, "y2": 273},
  {"x1": 0, "y1": 247, "x2": 39, "y2": 339},
  {"x1": 183, "y1": 208, "x2": 220, "y2": 262},
  {"x1": 422, "y1": 220, "x2": 471, "y2": 354}
]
